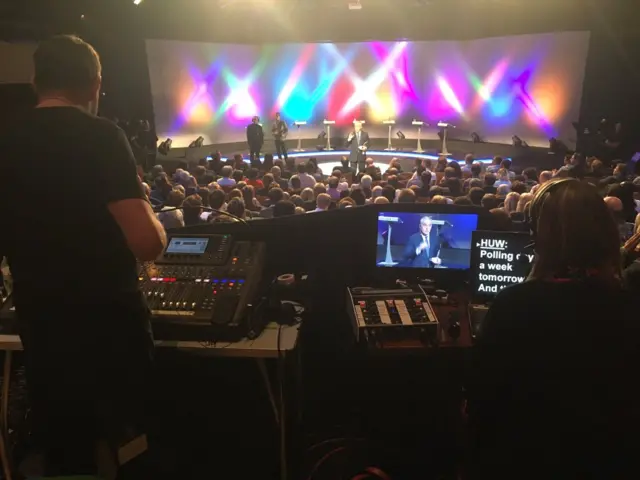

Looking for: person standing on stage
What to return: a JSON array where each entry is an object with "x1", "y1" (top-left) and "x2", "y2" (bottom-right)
[
  {"x1": 0, "y1": 35, "x2": 166, "y2": 476},
  {"x1": 346, "y1": 121, "x2": 370, "y2": 176},
  {"x1": 272, "y1": 112, "x2": 288, "y2": 162},
  {"x1": 246, "y1": 115, "x2": 264, "y2": 168}
]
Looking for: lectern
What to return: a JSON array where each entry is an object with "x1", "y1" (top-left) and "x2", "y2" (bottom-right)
[
  {"x1": 323, "y1": 119, "x2": 335, "y2": 150},
  {"x1": 293, "y1": 121, "x2": 307, "y2": 152},
  {"x1": 412, "y1": 120, "x2": 428, "y2": 153},
  {"x1": 383, "y1": 119, "x2": 396, "y2": 151},
  {"x1": 437, "y1": 121, "x2": 455, "y2": 156}
]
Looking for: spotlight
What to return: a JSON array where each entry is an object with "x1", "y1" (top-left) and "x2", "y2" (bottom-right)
[
  {"x1": 396, "y1": 131, "x2": 406, "y2": 140},
  {"x1": 471, "y1": 132, "x2": 483, "y2": 143},
  {"x1": 158, "y1": 138, "x2": 172, "y2": 156},
  {"x1": 512, "y1": 135, "x2": 528, "y2": 148},
  {"x1": 133, "y1": 0, "x2": 143, "y2": 5},
  {"x1": 189, "y1": 136, "x2": 204, "y2": 148},
  {"x1": 317, "y1": 131, "x2": 327, "y2": 139}
]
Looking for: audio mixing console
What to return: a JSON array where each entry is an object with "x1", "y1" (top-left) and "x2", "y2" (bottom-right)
[{"x1": 141, "y1": 234, "x2": 266, "y2": 342}]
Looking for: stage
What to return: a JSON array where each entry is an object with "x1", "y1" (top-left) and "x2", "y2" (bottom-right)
[{"x1": 155, "y1": 137, "x2": 562, "y2": 175}]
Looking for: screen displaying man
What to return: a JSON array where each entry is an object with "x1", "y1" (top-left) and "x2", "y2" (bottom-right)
[
  {"x1": 403, "y1": 216, "x2": 442, "y2": 267},
  {"x1": 346, "y1": 121, "x2": 370, "y2": 175},
  {"x1": 376, "y1": 212, "x2": 478, "y2": 269}
]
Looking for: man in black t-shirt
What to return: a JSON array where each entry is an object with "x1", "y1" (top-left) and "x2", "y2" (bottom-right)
[{"x1": 0, "y1": 35, "x2": 167, "y2": 476}]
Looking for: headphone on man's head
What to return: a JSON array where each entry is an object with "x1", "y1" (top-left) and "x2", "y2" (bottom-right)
[{"x1": 528, "y1": 177, "x2": 578, "y2": 241}]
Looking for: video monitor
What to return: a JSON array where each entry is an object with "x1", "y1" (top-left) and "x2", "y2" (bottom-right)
[
  {"x1": 376, "y1": 212, "x2": 479, "y2": 270},
  {"x1": 470, "y1": 230, "x2": 534, "y2": 300}
]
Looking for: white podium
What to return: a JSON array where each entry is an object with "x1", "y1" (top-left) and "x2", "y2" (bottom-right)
[
  {"x1": 377, "y1": 215, "x2": 403, "y2": 266},
  {"x1": 323, "y1": 120, "x2": 335, "y2": 150},
  {"x1": 293, "y1": 121, "x2": 307, "y2": 152},
  {"x1": 412, "y1": 120, "x2": 428, "y2": 153},
  {"x1": 437, "y1": 121, "x2": 455, "y2": 156},
  {"x1": 383, "y1": 119, "x2": 396, "y2": 151}
]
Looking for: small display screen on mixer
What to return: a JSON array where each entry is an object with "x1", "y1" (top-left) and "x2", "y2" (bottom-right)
[{"x1": 166, "y1": 237, "x2": 209, "y2": 255}]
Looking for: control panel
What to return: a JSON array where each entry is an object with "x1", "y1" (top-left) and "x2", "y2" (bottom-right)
[
  {"x1": 347, "y1": 286, "x2": 441, "y2": 346},
  {"x1": 141, "y1": 234, "x2": 266, "y2": 342}
]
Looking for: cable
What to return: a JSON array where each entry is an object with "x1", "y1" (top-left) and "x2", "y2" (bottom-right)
[
  {"x1": 153, "y1": 206, "x2": 249, "y2": 225},
  {"x1": 305, "y1": 446, "x2": 349, "y2": 480}
]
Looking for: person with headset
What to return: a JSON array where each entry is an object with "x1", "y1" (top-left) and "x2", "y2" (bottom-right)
[{"x1": 466, "y1": 178, "x2": 640, "y2": 479}]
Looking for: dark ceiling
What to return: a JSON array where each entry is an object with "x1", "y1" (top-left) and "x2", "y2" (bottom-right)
[{"x1": 0, "y1": 0, "x2": 634, "y2": 43}]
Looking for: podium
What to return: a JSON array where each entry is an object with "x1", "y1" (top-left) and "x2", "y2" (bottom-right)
[
  {"x1": 377, "y1": 215, "x2": 403, "y2": 266},
  {"x1": 412, "y1": 120, "x2": 428, "y2": 153},
  {"x1": 437, "y1": 121, "x2": 455, "y2": 156},
  {"x1": 383, "y1": 119, "x2": 396, "y2": 151},
  {"x1": 293, "y1": 121, "x2": 307, "y2": 152},
  {"x1": 323, "y1": 119, "x2": 335, "y2": 150}
]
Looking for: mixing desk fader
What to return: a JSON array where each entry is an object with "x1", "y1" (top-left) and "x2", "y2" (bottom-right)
[{"x1": 140, "y1": 234, "x2": 266, "y2": 342}]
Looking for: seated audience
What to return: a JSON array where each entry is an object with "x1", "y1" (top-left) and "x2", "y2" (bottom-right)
[
  {"x1": 183, "y1": 194, "x2": 206, "y2": 226},
  {"x1": 217, "y1": 166, "x2": 236, "y2": 187},
  {"x1": 481, "y1": 193, "x2": 499, "y2": 210},
  {"x1": 483, "y1": 174, "x2": 497, "y2": 194},
  {"x1": 397, "y1": 188, "x2": 416, "y2": 204},
  {"x1": 273, "y1": 200, "x2": 296, "y2": 218},
  {"x1": 157, "y1": 188, "x2": 185, "y2": 230},
  {"x1": 312, "y1": 193, "x2": 332, "y2": 212},
  {"x1": 294, "y1": 162, "x2": 316, "y2": 189},
  {"x1": 271, "y1": 165, "x2": 288, "y2": 189}
]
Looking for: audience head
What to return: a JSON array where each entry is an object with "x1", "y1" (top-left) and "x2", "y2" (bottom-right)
[
  {"x1": 484, "y1": 174, "x2": 497, "y2": 187},
  {"x1": 294, "y1": 207, "x2": 306, "y2": 215},
  {"x1": 273, "y1": 200, "x2": 296, "y2": 218},
  {"x1": 397, "y1": 188, "x2": 416, "y2": 204},
  {"x1": 430, "y1": 195, "x2": 447, "y2": 205},
  {"x1": 232, "y1": 170, "x2": 244, "y2": 183},
  {"x1": 603, "y1": 196, "x2": 623, "y2": 214},
  {"x1": 539, "y1": 170, "x2": 553, "y2": 184},
  {"x1": 246, "y1": 168, "x2": 259, "y2": 180},
  {"x1": 464, "y1": 154, "x2": 474, "y2": 166},
  {"x1": 374, "y1": 196, "x2": 389, "y2": 205},
  {"x1": 504, "y1": 192, "x2": 520, "y2": 214},
  {"x1": 183, "y1": 194, "x2": 203, "y2": 221},
  {"x1": 469, "y1": 178, "x2": 483, "y2": 190},
  {"x1": 468, "y1": 187, "x2": 485, "y2": 206},
  {"x1": 338, "y1": 197, "x2": 356, "y2": 209},
  {"x1": 481, "y1": 193, "x2": 499, "y2": 210},
  {"x1": 382, "y1": 185, "x2": 396, "y2": 203},
  {"x1": 165, "y1": 188, "x2": 185, "y2": 207},
  {"x1": 271, "y1": 165, "x2": 282, "y2": 179},
  {"x1": 313, "y1": 183, "x2": 327, "y2": 196},
  {"x1": 523, "y1": 168, "x2": 537, "y2": 182},
  {"x1": 350, "y1": 189, "x2": 366, "y2": 206},
  {"x1": 492, "y1": 155, "x2": 503, "y2": 166},
  {"x1": 360, "y1": 175, "x2": 373, "y2": 189},
  {"x1": 209, "y1": 189, "x2": 226, "y2": 210},
  {"x1": 316, "y1": 193, "x2": 331, "y2": 210},
  {"x1": 221, "y1": 165, "x2": 233, "y2": 178},
  {"x1": 490, "y1": 208, "x2": 512, "y2": 231},
  {"x1": 510, "y1": 181, "x2": 527, "y2": 194},
  {"x1": 301, "y1": 188, "x2": 315, "y2": 202},
  {"x1": 268, "y1": 187, "x2": 284, "y2": 205},
  {"x1": 471, "y1": 163, "x2": 482, "y2": 177},
  {"x1": 528, "y1": 179, "x2": 621, "y2": 282},
  {"x1": 453, "y1": 196, "x2": 472, "y2": 206},
  {"x1": 497, "y1": 184, "x2": 511, "y2": 197},
  {"x1": 517, "y1": 193, "x2": 533, "y2": 213},
  {"x1": 226, "y1": 198, "x2": 245, "y2": 219},
  {"x1": 290, "y1": 176, "x2": 301, "y2": 190},
  {"x1": 297, "y1": 163, "x2": 307, "y2": 174},
  {"x1": 500, "y1": 158, "x2": 512, "y2": 170},
  {"x1": 328, "y1": 176, "x2": 339, "y2": 189}
]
